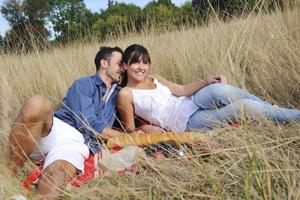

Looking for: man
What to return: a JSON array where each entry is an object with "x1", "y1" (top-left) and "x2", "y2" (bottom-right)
[{"x1": 7, "y1": 46, "x2": 127, "y2": 199}]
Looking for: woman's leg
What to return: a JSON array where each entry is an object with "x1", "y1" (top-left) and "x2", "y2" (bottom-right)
[
  {"x1": 186, "y1": 99, "x2": 300, "y2": 130},
  {"x1": 192, "y1": 83, "x2": 268, "y2": 109}
]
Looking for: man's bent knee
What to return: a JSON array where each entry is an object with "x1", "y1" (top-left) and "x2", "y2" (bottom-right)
[
  {"x1": 20, "y1": 95, "x2": 53, "y2": 123},
  {"x1": 8, "y1": 95, "x2": 53, "y2": 174},
  {"x1": 37, "y1": 160, "x2": 77, "y2": 198}
]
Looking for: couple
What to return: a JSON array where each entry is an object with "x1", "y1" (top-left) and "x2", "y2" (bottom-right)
[{"x1": 7, "y1": 44, "x2": 300, "y2": 199}]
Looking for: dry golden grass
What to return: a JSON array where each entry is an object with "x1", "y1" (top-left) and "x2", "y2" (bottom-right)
[{"x1": 0, "y1": 8, "x2": 299, "y2": 199}]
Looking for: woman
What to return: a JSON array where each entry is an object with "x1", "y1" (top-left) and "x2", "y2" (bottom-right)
[{"x1": 118, "y1": 44, "x2": 300, "y2": 133}]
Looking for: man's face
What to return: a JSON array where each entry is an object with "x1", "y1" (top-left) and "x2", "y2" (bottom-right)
[{"x1": 105, "y1": 51, "x2": 124, "y2": 82}]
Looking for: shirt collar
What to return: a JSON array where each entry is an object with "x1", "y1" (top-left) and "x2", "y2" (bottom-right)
[
  {"x1": 94, "y1": 73, "x2": 119, "y2": 89},
  {"x1": 94, "y1": 73, "x2": 105, "y2": 86}
]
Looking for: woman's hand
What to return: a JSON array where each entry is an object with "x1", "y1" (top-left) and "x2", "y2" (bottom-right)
[
  {"x1": 97, "y1": 128, "x2": 123, "y2": 140},
  {"x1": 129, "y1": 130, "x2": 145, "y2": 135},
  {"x1": 140, "y1": 125, "x2": 166, "y2": 134},
  {"x1": 205, "y1": 75, "x2": 227, "y2": 84}
]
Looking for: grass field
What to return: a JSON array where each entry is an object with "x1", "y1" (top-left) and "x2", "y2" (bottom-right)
[{"x1": 0, "y1": 8, "x2": 299, "y2": 200}]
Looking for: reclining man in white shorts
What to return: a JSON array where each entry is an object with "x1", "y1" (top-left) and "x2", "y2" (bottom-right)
[{"x1": 7, "y1": 46, "x2": 132, "y2": 199}]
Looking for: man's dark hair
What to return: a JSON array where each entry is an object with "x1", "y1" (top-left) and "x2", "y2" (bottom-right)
[{"x1": 94, "y1": 46, "x2": 123, "y2": 71}]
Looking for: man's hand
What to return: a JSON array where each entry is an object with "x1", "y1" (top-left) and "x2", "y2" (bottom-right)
[{"x1": 205, "y1": 75, "x2": 227, "y2": 85}]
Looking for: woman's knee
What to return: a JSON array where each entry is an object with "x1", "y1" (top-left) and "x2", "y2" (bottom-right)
[
  {"x1": 20, "y1": 95, "x2": 53, "y2": 122},
  {"x1": 195, "y1": 83, "x2": 231, "y2": 98},
  {"x1": 193, "y1": 83, "x2": 235, "y2": 107},
  {"x1": 208, "y1": 83, "x2": 236, "y2": 95}
]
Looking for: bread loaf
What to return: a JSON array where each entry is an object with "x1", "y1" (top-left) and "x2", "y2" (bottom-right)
[{"x1": 106, "y1": 132, "x2": 209, "y2": 148}]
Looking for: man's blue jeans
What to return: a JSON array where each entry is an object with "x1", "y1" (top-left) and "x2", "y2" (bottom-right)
[{"x1": 186, "y1": 83, "x2": 300, "y2": 130}]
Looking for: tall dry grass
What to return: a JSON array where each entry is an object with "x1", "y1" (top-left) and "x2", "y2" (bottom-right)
[{"x1": 0, "y1": 8, "x2": 299, "y2": 199}]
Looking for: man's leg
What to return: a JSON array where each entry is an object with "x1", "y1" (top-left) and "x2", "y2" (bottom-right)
[
  {"x1": 192, "y1": 83, "x2": 268, "y2": 109},
  {"x1": 37, "y1": 160, "x2": 77, "y2": 199},
  {"x1": 7, "y1": 95, "x2": 53, "y2": 174},
  {"x1": 34, "y1": 117, "x2": 90, "y2": 199}
]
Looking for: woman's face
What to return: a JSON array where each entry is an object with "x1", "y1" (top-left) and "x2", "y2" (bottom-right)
[{"x1": 125, "y1": 57, "x2": 150, "y2": 82}]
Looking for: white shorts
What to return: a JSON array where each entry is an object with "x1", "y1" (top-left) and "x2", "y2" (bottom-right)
[{"x1": 29, "y1": 117, "x2": 89, "y2": 172}]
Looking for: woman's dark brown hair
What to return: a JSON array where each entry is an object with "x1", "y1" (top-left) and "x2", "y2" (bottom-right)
[{"x1": 121, "y1": 44, "x2": 151, "y2": 86}]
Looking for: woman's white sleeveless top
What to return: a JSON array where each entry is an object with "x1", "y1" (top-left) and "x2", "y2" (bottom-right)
[{"x1": 131, "y1": 79, "x2": 198, "y2": 132}]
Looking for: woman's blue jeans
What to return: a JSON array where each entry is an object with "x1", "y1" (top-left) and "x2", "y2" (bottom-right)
[{"x1": 186, "y1": 83, "x2": 300, "y2": 130}]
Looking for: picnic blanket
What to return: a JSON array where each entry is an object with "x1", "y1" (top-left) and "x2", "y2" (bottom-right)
[{"x1": 22, "y1": 131, "x2": 212, "y2": 190}]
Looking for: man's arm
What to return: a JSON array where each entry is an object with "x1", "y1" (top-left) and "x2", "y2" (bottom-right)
[
  {"x1": 64, "y1": 79, "x2": 118, "y2": 138},
  {"x1": 65, "y1": 79, "x2": 142, "y2": 140}
]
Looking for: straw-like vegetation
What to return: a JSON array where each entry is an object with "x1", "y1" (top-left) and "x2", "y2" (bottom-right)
[{"x1": 0, "y1": 8, "x2": 299, "y2": 200}]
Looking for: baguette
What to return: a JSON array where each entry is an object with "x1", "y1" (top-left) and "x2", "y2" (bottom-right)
[{"x1": 107, "y1": 132, "x2": 209, "y2": 148}]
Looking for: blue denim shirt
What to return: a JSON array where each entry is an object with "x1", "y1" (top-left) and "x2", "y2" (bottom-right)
[{"x1": 54, "y1": 74, "x2": 119, "y2": 154}]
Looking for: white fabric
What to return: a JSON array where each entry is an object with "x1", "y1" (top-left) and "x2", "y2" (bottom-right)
[
  {"x1": 131, "y1": 79, "x2": 198, "y2": 132},
  {"x1": 29, "y1": 117, "x2": 89, "y2": 172}
]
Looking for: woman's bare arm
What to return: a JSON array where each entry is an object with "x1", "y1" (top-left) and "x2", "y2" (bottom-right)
[
  {"x1": 152, "y1": 74, "x2": 226, "y2": 96},
  {"x1": 117, "y1": 87, "x2": 136, "y2": 133}
]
